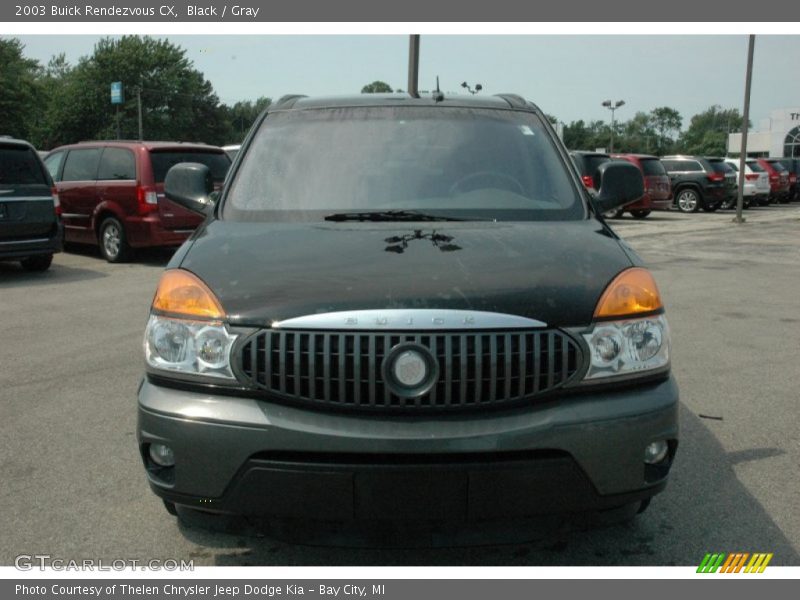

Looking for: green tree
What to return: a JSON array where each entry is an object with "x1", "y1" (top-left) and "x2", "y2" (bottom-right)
[
  {"x1": 650, "y1": 106, "x2": 682, "y2": 155},
  {"x1": 616, "y1": 112, "x2": 657, "y2": 154},
  {"x1": 361, "y1": 80, "x2": 393, "y2": 93},
  {"x1": 44, "y1": 36, "x2": 231, "y2": 147},
  {"x1": 0, "y1": 38, "x2": 42, "y2": 141},
  {"x1": 224, "y1": 96, "x2": 272, "y2": 141},
  {"x1": 679, "y1": 105, "x2": 748, "y2": 156},
  {"x1": 31, "y1": 53, "x2": 74, "y2": 149}
]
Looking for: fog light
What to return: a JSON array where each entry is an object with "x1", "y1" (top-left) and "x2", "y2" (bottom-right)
[
  {"x1": 149, "y1": 443, "x2": 175, "y2": 467},
  {"x1": 644, "y1": 440, "x2": 669, "y2": 464}
]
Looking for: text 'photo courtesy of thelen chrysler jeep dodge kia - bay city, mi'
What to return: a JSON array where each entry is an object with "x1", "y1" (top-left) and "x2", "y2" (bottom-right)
[{"x1": 137, "y1": 93, "x2": 679, "y2": 525}]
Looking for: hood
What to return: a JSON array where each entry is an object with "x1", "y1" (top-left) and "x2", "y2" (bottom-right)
[{"x1": 178, "y1": 219, "x2": 634, "y2": 328}]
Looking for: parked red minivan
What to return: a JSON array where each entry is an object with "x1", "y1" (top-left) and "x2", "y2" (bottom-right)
[
  {"x1": 756, "y1": 158, "x2": 791, "y2": 204},
  {"x1": 611, "y1": 154, "x2": 672, "y2": 218},
  {"x1": 43, "y1": 141, "x2": 230, "y2": 261}
]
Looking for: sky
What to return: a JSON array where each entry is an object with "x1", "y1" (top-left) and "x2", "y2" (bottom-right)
[{"x1": 10, "y1": 34, "x2": 800, "y2": 131}]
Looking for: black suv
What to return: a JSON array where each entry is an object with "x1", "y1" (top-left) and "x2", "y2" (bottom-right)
[
  {"x1": 137, "y1": 94, "x2": 678, "y2": 525},
  {"x1": 661, "y1": 155, "x2": 736, "y2": 213},
  {"x1": 0, "y1": 137, "x2": 63, "y2": 271}
]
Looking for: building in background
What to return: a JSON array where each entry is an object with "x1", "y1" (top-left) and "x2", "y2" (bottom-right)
[{"x1": 728, "y1": 108, "x2": 800, "y2": 157}]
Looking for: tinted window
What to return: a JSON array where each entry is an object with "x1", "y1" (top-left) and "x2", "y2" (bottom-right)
[
  {"x1": 0, "y1": 145, "x2": 47, "y2": 186},
  {"x1": 708, "y1": 160, "x2": 733, "y2": 173},
  {"x1": 661, "y1": 160, "x2": 678, "y2": 171},
  {"x1": 767, "y1": 161, "x2": 787, "y2": 172},
  {"x1": 98, "y1": 147, "x2": 136, "y2": 180},
  {"x1": 224, "y1": 106, "x2": 584, "y2": 222},
  {"x1": 149, "y1": 150, "x2": 230, "y2": 183},
  {"x1": 583, "y1": 155, "x2": 611, "y2": 176},
  {"x1": 681, "y1": 160, "x2": 703, "y2": 172},
  {"x1": 640, "y1": 159, "x2": 666, "y2": 176},
  {"x1": 726, "y1": 161, "x2": 739, "y2": 172},
  {"x1": 746, "y1": 161, "x2": 765, "y2": 172},
  {"x1": 44, "y1": 151, "x2": 65, "y2": 181},
  {"x1": 62, "y1": 148, "x2": 102, "y2": 182}
]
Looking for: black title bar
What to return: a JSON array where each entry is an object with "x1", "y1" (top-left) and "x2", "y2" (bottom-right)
[{"x1": 3, "y1": 0, "x2": 800, "y2": 22}]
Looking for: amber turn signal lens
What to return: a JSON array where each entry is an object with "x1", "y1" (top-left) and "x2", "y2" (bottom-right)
[
  {"x1": 594, "y1": 268, "x2": 663, "y2": 318},
  {"x1": 151, "y1": 269, "x2": 224, "y2": 319}
]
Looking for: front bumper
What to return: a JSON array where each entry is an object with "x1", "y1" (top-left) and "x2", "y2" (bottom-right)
[{"x1": 137, "y1": 375, "x2": 679, "y2": 520}]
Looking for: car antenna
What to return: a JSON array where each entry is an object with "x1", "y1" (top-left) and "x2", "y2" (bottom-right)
[{"x1": 432, "y1": 76, "x2": 444, "y2": 102}]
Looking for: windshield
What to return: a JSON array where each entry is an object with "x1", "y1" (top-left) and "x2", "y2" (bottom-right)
[
  {"x1": 746, "y1": 160, "x2": 765, "y2": 172},
  {"x1": 222, "y1": 106, "x2": 584, "y2": 222}
]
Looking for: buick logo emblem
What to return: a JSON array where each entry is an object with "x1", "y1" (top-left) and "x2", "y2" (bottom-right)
[
  {"x1": 382, "y1": 343, "x2": 438, "y2": 398},
  {"x1": 393, "y1": 350, "x2": 427, "y2": 387}
]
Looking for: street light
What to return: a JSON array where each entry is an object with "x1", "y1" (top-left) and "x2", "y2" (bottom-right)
[{"x1": 602, "y1": 99, "x2": 625, "y2": 153}]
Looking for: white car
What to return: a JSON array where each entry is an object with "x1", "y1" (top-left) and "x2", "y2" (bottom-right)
[{"x1": 724, "y1": 158, "x2": 770, "y2": 207}]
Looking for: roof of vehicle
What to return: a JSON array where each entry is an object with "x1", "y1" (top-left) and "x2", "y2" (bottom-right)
[
  {"x1": 612, "y1": 153, "x2": 659, "y2": 160},
  {"x1": 54, "y1": 140, "x2": 225, "y2": 152},
  {"x1": 569, "y1": 150, "x2": 610, "y2": 157},
  {"x1": 270, "y1": 93, "x2": 541, "y2": 113},
  {"x1": 0, "y1": 137, "x2": 37, "y2": 150},
  {"x1": 661, "y1": 155, "x2": 705, "y2": 160}
]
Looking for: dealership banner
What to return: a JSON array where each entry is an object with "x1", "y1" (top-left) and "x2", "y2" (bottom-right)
[
  {"x1": 4, "y1": 580, "x2": 799, "y2": 599},
  {"x1": 3, "y1": 0, "x2": 800, "y2": 22}
]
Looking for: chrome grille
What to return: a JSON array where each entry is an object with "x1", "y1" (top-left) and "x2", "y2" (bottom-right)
[{"x1": 237, "y1": 329, "x2": 583, "y2": 411}]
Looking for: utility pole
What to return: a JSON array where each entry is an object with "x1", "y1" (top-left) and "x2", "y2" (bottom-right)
[
  {"x1": 408, "y1": 35, "x2": 420, "y2": 98},
  {"x1": 135, "y1": 86, "x2": 143, "y2": 141},
  {"x1": 735, "y1": 35, "x2": 755, "y2": 225}
]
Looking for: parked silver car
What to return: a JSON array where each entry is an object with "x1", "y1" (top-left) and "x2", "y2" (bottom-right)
[{"x1": 724, "y1": 158, "x2": 770, "y2": 207}]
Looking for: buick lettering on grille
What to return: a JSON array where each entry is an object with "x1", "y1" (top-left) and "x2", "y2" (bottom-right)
[{"x1": 237, "y1": 310, "x2": 583, "y2": 411}]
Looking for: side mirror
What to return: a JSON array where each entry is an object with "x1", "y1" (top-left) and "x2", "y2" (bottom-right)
[
  {"x1": 164, "y1": 163, "x2": 214, "y2": 216},
  {"x1": 592, "y1": 162, "x2": 644, "y2": 214}
]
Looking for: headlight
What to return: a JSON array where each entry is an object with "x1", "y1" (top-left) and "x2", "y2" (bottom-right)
[
  {"x1": 581, "y1": 314, "x2": 670, "y2": 381},
  {"x1": 144, "y1": 314, "x2": 237, "y2": 379}
]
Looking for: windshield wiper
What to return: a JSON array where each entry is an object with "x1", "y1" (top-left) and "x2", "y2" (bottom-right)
[{"x1": 324, "y1": 210, "x2": 485, "y2": 222}]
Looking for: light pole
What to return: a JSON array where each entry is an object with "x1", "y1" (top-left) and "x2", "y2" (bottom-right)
[{"x1": 602, "y1": 99, "x2": 625, "y2": 153}]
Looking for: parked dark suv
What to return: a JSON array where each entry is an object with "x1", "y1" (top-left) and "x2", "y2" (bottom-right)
[
  {"x1": 777, "y1": 157, "x2": 800, "y2": 201},
  {"x1": 138, "y1": 94, "x2": 678, "y2": 526},
  {"x1": 0, "y1": 137, "x2": 63, "y2": 271},
  {"x1": 44, "y1": 141, "x2": 230, "y2": 262},
  {"x1": 661, "y1": 155, "x2": 735, "y2": 213}
]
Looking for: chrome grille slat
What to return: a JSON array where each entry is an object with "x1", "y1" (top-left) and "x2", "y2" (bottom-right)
[
  {"x1": 308, "y1": 332, "x2": 316, "y2": 401},
  {"x1": 239, "y1": 328, "x2": 582, "y2": 412},
  {"x1": 323, "y1": 334, "x2": 331, "y2": 402},
  {"x1": 279, "y1": 332, "x2": 287, "y2": 393}
]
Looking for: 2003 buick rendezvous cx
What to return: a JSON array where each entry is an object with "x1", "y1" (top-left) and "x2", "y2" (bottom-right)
[{"x1": 137, "y1": 93, "x2": 678, "y2": 524}]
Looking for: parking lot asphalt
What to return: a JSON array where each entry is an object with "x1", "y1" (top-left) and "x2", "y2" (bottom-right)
[{"x1": 1, "y1": 205, "x2": 799, "y2": 566}]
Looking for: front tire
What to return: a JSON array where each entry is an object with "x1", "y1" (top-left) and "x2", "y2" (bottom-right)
[
  {"x1": 20, "y1": 254, "x2": 53, "y2": 272},
  {"x1": 630, "y1": 209, "x2": 651, "y2": 219},
  {"x1": 675, "y1": 188, "x2": 701, "y2": 213},
  {"x1": 99, "y1": 217, "x2": 131, "y2": 263}
]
